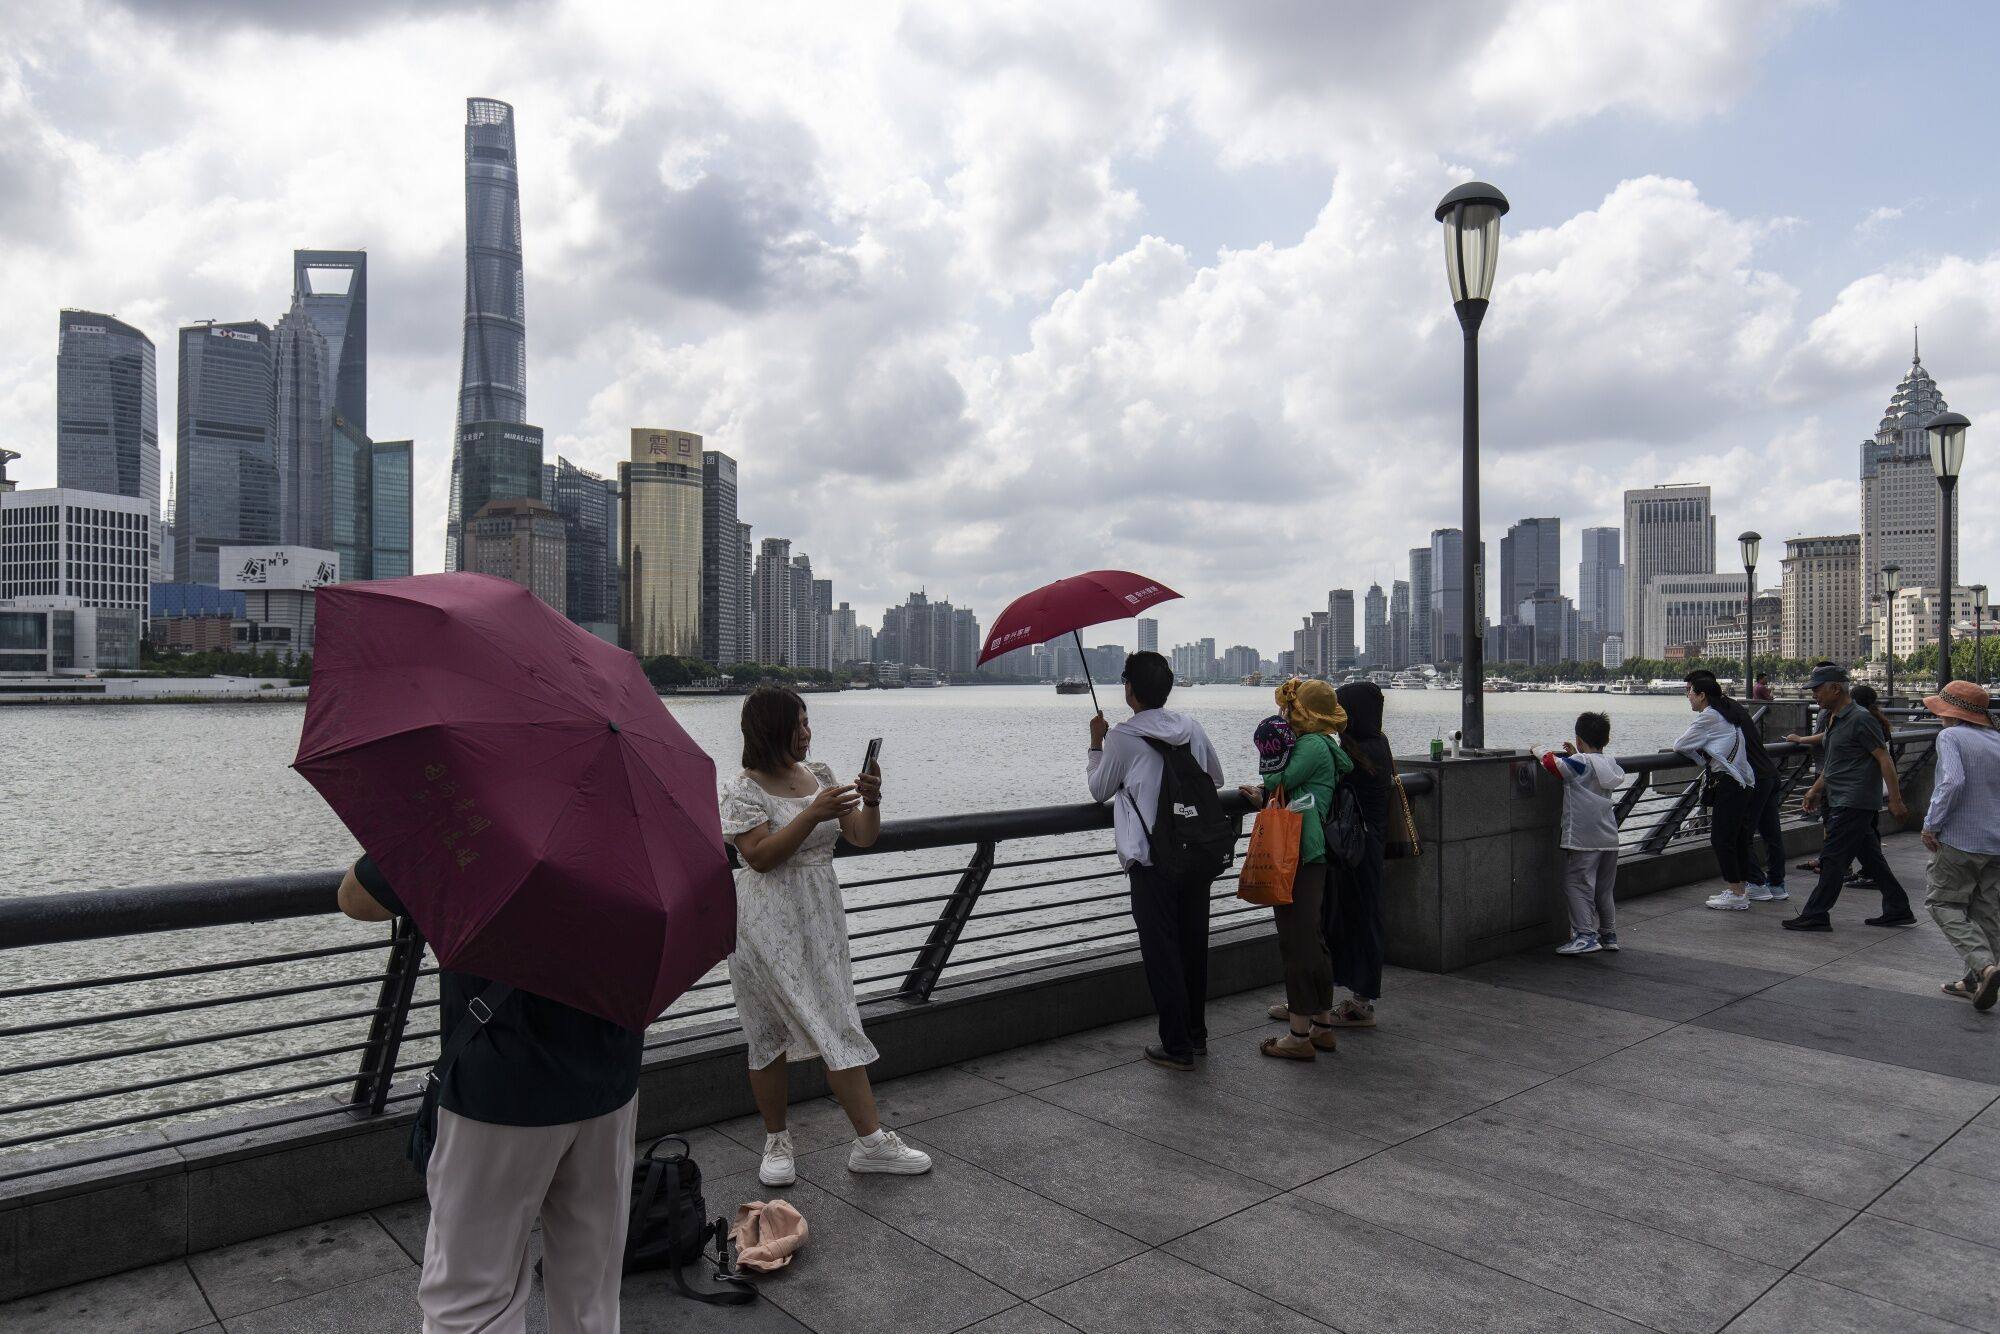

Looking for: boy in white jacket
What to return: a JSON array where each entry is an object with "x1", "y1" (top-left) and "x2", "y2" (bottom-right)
[{"x1": 1534, "y1": 712, "x2": 1627, "y2": 956}]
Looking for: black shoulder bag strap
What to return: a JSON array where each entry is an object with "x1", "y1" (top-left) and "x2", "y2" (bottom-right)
[
  {"x1": 406, "y1": 980, "x2": 514, "y2": 1172},
  {"x1": 645, "y1": 1158, "x2": 756, "y2": 1305}
]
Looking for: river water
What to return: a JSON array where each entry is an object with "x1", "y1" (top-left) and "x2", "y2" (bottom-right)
[{"x1": 0, "y1": 687, "x2": 1694, "y2": 1156}]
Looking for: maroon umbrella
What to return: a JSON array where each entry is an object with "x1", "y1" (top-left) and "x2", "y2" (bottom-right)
[
  {"x1": 979, "y1": 569, "x2": 1181, "y2": 710},
  {"x1": 293, "y1": 573, "x2": 734, "y2": 1031}
]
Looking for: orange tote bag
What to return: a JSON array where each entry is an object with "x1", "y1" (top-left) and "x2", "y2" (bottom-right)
[{"x1": 1237, "y1": 792, "x2": 1301, "y2": 906}]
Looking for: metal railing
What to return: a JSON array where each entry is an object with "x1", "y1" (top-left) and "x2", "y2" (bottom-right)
[{"x1": 0, "y1": 770, "x2": 1426, "y2": 1187}]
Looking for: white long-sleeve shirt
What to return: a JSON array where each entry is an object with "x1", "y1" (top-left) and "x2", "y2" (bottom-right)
[
  {"x1": 1925, "y1": 723, "x2": 2000, "y2": 855},
  {"x1": 1086, "y1": 708, "x2": 1226, "y2": 868},
  {"x1": 1673, "y1": 707, "x2": 1757, "y2": 788}
]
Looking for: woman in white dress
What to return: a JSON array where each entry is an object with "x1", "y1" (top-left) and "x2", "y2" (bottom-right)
[{"x1": 719, "y1": 687, "x2": 933, "y2": 1186}]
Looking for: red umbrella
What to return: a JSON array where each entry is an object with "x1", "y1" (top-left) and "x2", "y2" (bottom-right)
[
  {"x1": 293, "y1": 573, "x2": 735, "y2": 1031},
  {"x1": 979, "y1": 569, "x2": 1181, "y2": 710}
]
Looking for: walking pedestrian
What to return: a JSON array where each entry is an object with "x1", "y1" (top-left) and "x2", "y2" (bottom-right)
[
  {"x1": 339, "y1": 860, "x2": 643, "y2": 1332},
  {"x1": 1919, "y1": 682, "x2": 2000, "y2": 1008},
  {"x1": 1675, "y1": 671, "x2": 1780, "y2": 912},
  {"x1": 1089, "y1": 650, "x2": 1231, "y2": 1071},
  {"x1": 720, "y1": 687, "x2": 932, "y2": 1187},
  {"x1": 1239, "y1": 678, "x2": 1350, "y2": 1059},
  {"x1": 1533, "y1": 712, "x2": 1626, "y2": 955},
  {"x1": 1328, "y1": 680, "x2": 1394, "y2": 1026},
  {"x1": 1783, "y1": 665, "x2": 1914, "y2": 931}
]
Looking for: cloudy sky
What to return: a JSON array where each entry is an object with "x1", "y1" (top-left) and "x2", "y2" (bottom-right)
[{"x1": 3, "y1": 0, "x2": 1996, "y2": 653}]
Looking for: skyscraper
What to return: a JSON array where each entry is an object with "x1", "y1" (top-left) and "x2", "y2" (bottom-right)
[
  {"x1": 1389, "y1": 579, "x2": 1410, "y2": 670},
  {"x1": 1500, "y1": 517, "x2": 1560, "y2": 615},
  {"x1": 753, "y1": 537, "x2": 794, "y2": 665},
  {"x1": 370, "y1": 439, "x2": 412, "y2": 580},
  {"x1": 448, "y1": 97, "x2": 527, "y2": 568},
  {"x1": 700, "y1": 450, "x2": 746, "y2": 664},
  {"x1": 292, "y1": 251, "x2": 367, "y2": 431},
  {"x1": 466, "y1": 498, "x2": 566, "y2": 613},
  {"x1": 324, "y1": 413, "x2": 373, "y2": 578},
  {"x1": 1622, "y1": 484, "x2": 1714, "y2": 659},
  {"x1": 57, "y1": 311, "x2": 160, "y2": 576},
  {"x1": 454, "y1": 422, "x2": 543, "y2": 558},
  {"x1": 547, "y1": 457, "x2": 616, "y2": 629},
  {"x1": 1137, "y1": 617, "x2": 1158, "y2": 654},
  {"x1": 736, "y1": 521, "x2": 754, "y2": 665},
  {"x1": 1408, "y1": 546, "x2": 1433, "y2": 665},
  {"x1": 1328, "y1": 589, "x2": 1356, "y2": 671},
  {"x1": 271, "y1": 298, "x2": 329, "y2": 548},
  {"x1": 1429, "y1": 528, "x2": 1483, "y2": 666},
  {"x1": 788, "y1": 555, "x2": 823, "y2": 670},
  {"x1": 1861, "y1": 340, "x2": 1956, "y2": 619},
  {"x1": 174, "y1": 320, "x2": 276, "y2": 585},
  {"x1": 1780, "y1": 533, "x2": 1861, "y2": 663},
  {"x1": 1363, "y1": 583, "x2": 1388, "y2": 670},
  {"x1": 1578, "y1": 526, "x2": 1623, "y2": 653},
  {"x1": 619, "y1": 429, "x2": 703, "y2": 658}
]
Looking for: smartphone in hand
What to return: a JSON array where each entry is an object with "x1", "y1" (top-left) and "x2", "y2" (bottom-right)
[{"x1": 862, "y1": 737, "x2": 883, "y2": 776}]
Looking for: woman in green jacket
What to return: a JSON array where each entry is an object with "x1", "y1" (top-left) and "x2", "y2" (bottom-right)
[{"x1": 1239, "y1": 677, "x2": 1351, "y2": 1059}]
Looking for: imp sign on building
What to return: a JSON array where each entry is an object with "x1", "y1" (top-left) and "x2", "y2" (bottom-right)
[{"x1": 219, "y1": 547, "x2": 340, "y2": 592}]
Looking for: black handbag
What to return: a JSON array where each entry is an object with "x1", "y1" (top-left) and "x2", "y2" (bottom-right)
[
  {"x1": 407, "y1": 980, "x2": 515, "y2": 1174},
  {"x1": 626, "y1": 1136, "x2": 757, "y2": 1305}
]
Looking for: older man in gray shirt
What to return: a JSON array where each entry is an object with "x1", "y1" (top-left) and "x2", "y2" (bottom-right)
[
  {"x1": 1784, "y1": 665, "x2": 1912, "y2": 932},
  {"x1": 1921, "y1": 682, "x2": 2000, "y2": 1008}
]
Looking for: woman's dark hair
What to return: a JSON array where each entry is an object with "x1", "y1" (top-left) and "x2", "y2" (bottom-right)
[
  {"x1": 1850, "y1": 684, "x2": 1894, "y2": 737},
  {"x1": 740, "y1": 686, "x2": 806, "y2": 772},
  {"x1": 1121, "y1": 650, "x2": 1174, "y2": 710},
  {"x1": 1576, "y1": 712, "x2": 1611, "y2": 750},
  {"x1": 1335, "y1": 681, "x2": 1385, "y2": 773},
  {"x1": 1686, "y1": 670, "x2": 1773, "y2": 776}
]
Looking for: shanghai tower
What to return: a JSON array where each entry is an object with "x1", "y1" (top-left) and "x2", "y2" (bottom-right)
[{"x1": 447, "y1": 97, "x2": 528, "y2": 568}]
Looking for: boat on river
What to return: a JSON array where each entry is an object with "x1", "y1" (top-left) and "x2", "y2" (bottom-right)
[{"x1": 1055, "y1": 677, "x2": 1091, "y2": 695}]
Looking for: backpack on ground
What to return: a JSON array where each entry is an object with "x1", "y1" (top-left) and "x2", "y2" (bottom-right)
[
  {"x1": 1133, "y1": 736, "x2": 1236, "y2": 880},
  {"x1": 626, "y1": 1136, "x2": 757, "y2": 1305}
]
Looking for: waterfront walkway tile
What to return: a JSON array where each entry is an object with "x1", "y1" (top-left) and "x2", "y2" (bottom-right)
[
  {"x1": 954, "y1": 1034, "x2": 1137, "y2": 1094},
  {"x1": 956, "y1": 1305, "x2": 1081, "y2": 1334},
  {"x1": 218, "y1": 1268, "x2": 419, "y2": 1333},
  {"x1": 1347, "y1": 987, "x2": 1663, "y2": 1073},
  {"x1": 717, "y1": 1067, "x2": 1014, "y2": 1155},
  {"x1": 1932, "y1": 1113, "x2": 2000, "y2": 1184},
  {"x1": 1720, "y1": 1273, "x2": 1976, "y2": 1333},
  {"x1": 1399, "y1": 1109, "x2": 1855, "y2": 1268},
  {"x1": 1493, "y1": 1074, "x2": 1914, "y2": 1209},
  {"x1": 1029, "y1": 1060, "x2": 1387, "y2": 1188},
  {"x1": 620, "y1": 1271, "x2": 817, "y2": 1334},
  {"x1": 1797, "y1": 1214, "x2": 2000, "y2": 1331},
  {"x1": 1167, "y1": 1191, "x2": 1652, "y2": 1334},
  {"x1": 702, "y1": 1169, "x2": 1015, "y2": 1334},
  {"x1": 0, "y1": 1259, "x2": 215, "y2": 1334},
  {"x1": 1034, "y1": 1249, "x2": 1337, "y2": 1334},
  {"x1": 1457, "y1": 947, "x2": 1791, "y2": 1021},
  {"x1": 912, "y1": 1095, "x2": 1278, "y2": 1245},
  {"x1": 1867, "y1": 1163, "x2": 2000, "y2": 1252},
  {"x1": 186, "y1": 1213, "x2": 412, "y2": 1319},
  {"x1": 792, "y1": 1135, "x2": 1147, "y2": 1299},
  {"x1": 1296, "y1": 1150, "x2": 1783, "y2": 1334},
  {"x1": 1693, "y1": 973, "x2": 2000, "y2": 1084}
]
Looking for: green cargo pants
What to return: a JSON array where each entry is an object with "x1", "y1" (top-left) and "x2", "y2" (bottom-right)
[{"x1": 1926, "y1": 841, "x2": 2000, "y2": 976}]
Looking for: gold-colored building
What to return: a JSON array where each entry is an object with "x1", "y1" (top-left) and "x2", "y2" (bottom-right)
[{"x1": 619, "y1": 428, "x2": 703, "y2": 658}]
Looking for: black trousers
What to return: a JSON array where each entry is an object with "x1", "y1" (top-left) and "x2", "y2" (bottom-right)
[
  {"x1": 1328, "y1": 831, "x2": 1386, "y2": 1001},
  {"x1": 1796, "y1": 805, "x2": 1911, "y2": 924},
  {"x1": 1750, "y1": 770, "x2": 1786, "y2": 887},
  {"x1": 1128, "y1": 863, "x2": 1213, "y2": 1057},
  {"x1": 1708, "y1": 775, "x2": 1756, "y2": 884}
]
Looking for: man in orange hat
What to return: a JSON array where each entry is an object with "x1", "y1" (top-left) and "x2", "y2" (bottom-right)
[{"x1": 1921, "y1": 680, "x2": 2000, "y2": 1009}]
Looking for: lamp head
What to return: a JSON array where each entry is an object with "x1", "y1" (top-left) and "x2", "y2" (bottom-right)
[
  {"x1": 1435, "y1": 182, "x2": 1509, "y2": 305},
  {"x1": 1737, "y1": 530, "x2": 1761, "y2": 571},
  {"x1": 1927, "y1": 411, "x2": 1969, "y2": 481}
]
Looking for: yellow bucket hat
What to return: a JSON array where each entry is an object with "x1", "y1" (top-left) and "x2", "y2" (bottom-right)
[{"x1": 1275, "y1": 677, "x2": 1347, "y2": 736}]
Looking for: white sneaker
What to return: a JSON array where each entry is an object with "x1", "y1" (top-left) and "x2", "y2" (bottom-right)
[
  {"x1": 847, "y1": 1130, "x2": 933, "y2": 1176},
  {"x1": 759, "y1": 1130, "x2": 796, "y2": 1186},
  {"x1": 1747, "y1": 884, "x2": 1789, "y2": 902},
  {"x1": 1705, "y1": 890, "x2": 1750, "y2": 911}
]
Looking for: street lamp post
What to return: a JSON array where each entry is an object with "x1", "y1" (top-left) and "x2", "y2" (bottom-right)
[
  {"x1": 1882, "y1": 563, "x2": 1902, "y2": 703},
  {"x1": 1435, "y1": 181, "x2": 1509, "y2": 751},
  {"x1": 1972, "y1": 584, "x2": 1989, "y2": 687},
  {"x1": 1738, "y1": 531, "x2": 1761, "y2": 700},
  {"x1": 1927, "y1": 411, "x2": 1969, "y2": 691}
]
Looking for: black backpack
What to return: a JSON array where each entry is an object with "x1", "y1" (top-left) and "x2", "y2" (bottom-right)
[
  {"x1": 625, "y1": 1137, "x2": 757, "y2": 1305},
  {"x1": 1133, "y1": 736, "x2": 1235, "y2": 880},
  {"x1": 1326, "y1": 779, "x2": 1367, "y2": 870}
]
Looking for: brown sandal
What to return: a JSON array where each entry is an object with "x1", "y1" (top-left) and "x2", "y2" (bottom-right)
[
  {"x1": 1267, "y1": 1003, "x2": 1291, "y2": 1022},
  {"x1": 1944, "y1": 979, "x2": 1977, "y2": 1000},
  {"x1": 1309, "y1": 1023, "x2": 1339, "y2": 1052},
  {"x1": 1260, "y1": 1034, "x2": 1316, "y2": 1061}
]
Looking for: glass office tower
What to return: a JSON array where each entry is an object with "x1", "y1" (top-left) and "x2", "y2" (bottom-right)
[
  {"x1": 175, "y1": 320, "x2": 276, "y2": 585},
  {"x1": 620, "y1": 429, "x2": 703, "y2": 658},
  {"x1": 370, "y1": 439, "x2": 412, "y2": 579},
  {"x1": 57, "y1": 311, "x2": 160, "y2": 569},
  {"x1": 293, "y1": 250, "x2": 367, "y2": 432},
  {"x1": 325, "y1": 413, "x2": 372, "y2": 578},
  {"x1": 456, "y1": 422, "x2": 543, "y2": 561},
  {"x1": 548, "y1": 456, "x2": 615, "y2": 627}
]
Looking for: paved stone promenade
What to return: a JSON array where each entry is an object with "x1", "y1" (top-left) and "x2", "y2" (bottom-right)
[{"x1": 7, "y1": 834, "x2": 1999, "y2": 1333}]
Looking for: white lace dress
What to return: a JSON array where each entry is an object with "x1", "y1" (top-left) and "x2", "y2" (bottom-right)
[{"x1": 718, "y1": 762, "x2": 880, "y2": 1072}]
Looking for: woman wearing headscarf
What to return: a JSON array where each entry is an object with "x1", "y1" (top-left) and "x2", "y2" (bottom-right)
[
  {"x1": 1237, "y1": 678, "x2": 1350, "y2": 1059},
  {"x1": 1328, "y1": 681, "x2": 1393, "y2": 1027}
]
